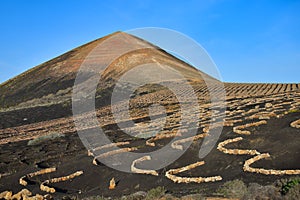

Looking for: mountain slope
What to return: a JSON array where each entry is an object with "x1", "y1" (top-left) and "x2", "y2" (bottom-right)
[{"x1": 0, "y1": 32, "x2": 215, "y2": 110}]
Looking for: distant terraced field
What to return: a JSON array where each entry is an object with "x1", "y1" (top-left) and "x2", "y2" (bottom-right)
[{"x1": 225, "y1": 83, "x2": 300, "y2": 98}]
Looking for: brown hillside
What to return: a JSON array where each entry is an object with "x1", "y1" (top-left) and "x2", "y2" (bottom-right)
[{"x1": 0, "y1": 32, "x2": 215, "y2": 109}]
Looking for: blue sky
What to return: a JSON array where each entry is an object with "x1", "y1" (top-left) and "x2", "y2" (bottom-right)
[{"x1": 0, "y1": 0, "x2": 299, "y2": 83}]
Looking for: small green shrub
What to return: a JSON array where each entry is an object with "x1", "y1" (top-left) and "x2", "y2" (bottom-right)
[
  {"x1": 216, "y1": 179, "x2": 247, "y2": 198},
  {"x1": 285, "y1": 184, "x2": 300, "y2": 200},
  {"x1": 244, "y1": 183, "x2": 281, "y2": 200},
  {"x1": 119, "y1": 191, "x2": 147, "y2": 200},
  {"x1": 145, "y1": 186, "x2": 166, "y2": 200},
  {"x1": 281, "y1": 177, "x2": 300, "y2": 195},
  {"x1": 288, "y1": 109, "x2": 300, "y2": 113},
  {"x1": 62, "y1": 100, "x2": 71, "y2": 108},
  {"x1": 27, "y1": 133, "x2": 65, "y2": 146}
]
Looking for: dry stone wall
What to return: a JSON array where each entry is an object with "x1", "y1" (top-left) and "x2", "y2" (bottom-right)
[{"x1": 165, "y1": 161, "x2": 222, "y2": 183}]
